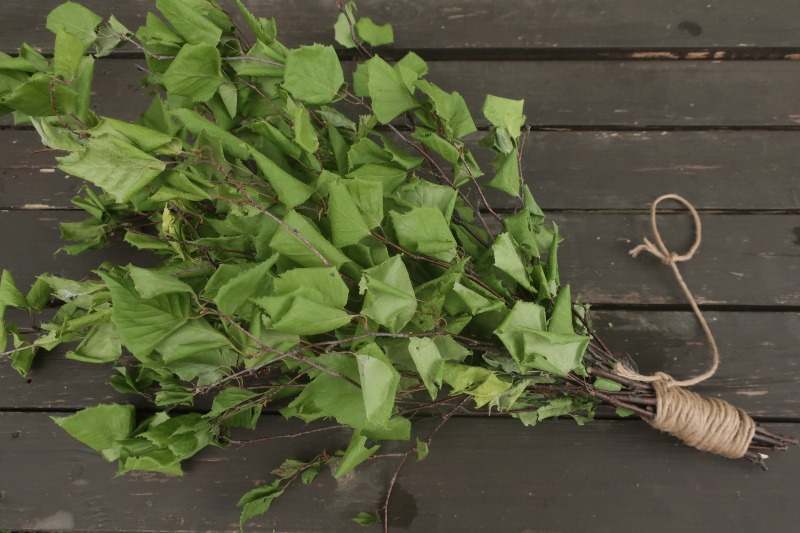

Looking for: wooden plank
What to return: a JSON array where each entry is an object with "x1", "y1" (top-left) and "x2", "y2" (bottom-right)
[
  {"x1": 1, "y1": 412, "x2": 797, "y2": 531},
  {"x1": 4, "y1": 59, "x2": 800, "y2": 127},
  {"x1": 5, "y1": 129, "x2": 800, "y2": 211},
  {"x1": 3, "y1": 310, "x2": 798, "y2": 417},
  {"x1": 5, "y1": 1, "x2": 800, "y2": 55},
  {"x1": 2, "y1": 210, "x2": 797, "y2": 306}
]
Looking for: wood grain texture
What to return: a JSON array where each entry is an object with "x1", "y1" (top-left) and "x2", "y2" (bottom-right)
[
  {"x1": 2, "y1": 210, "x2": 797, "y2": 306},
  {"x1": 1, "y1": 412, "x2": 797, "y2": 532},
  {"x1": 4, "y1": 0, "x2": 800, "y2": 55},
  {"x1": 4, "y1": 59, "x2": 800, "y2": 128},
  {"x1": 3, "y1": 310, "x2": 798, "y2": 417},
  {"x1": 5, "y1": 129, "x2": 800, "y2": 211}
]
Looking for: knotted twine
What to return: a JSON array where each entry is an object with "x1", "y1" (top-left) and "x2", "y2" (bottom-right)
[{"x1": 615, "y1": 194, "x2": 755, "y2": 459}]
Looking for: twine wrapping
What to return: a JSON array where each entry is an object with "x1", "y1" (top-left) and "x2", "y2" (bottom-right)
[{"x1": 615, "y1": 194, "x2": 755, "y2": 459}]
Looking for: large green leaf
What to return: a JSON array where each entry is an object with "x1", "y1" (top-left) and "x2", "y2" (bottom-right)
[
  {"x1": 407, "y1": 337, "x2": 444, "y2": 400},
  {"x1": 492, "y1": 232, "x2": 533, "y2": 291},
  {"x1": 46, "y1": 1, "x2": 102, "y2": 46},
  {"x1": 267, "y1": 295, "x2": 352, "y2": 335},
  {"x1": 100, "y1": 272, "x2": 190, "y2": 357},
  {"x1": 328, "y1": 181, "x2": 372, "y2": 247},
  {"x1": 390, "y1": 206, "x2": 457, "y2": 261},
  {"x1": 359, "y1": 255, "x2": 416, "y2": 332},
  {"x1": 269, "y1": 210, "x2": 352, "y2": 270},
  {"x1": 53, "y1": 29, "x2": 88, "y2": 81},
  {"x1": 249, "y1": 149, "x2": 313, "y2": 209},
  {"x1": 58, "y1": 136, "x2": 166, "y2": 203},
  {"x1": 161, "y1": 43, "x2": 224, "y2": 102},
  {"x1": 213, "y1": 258, "x2": 275, "y2": 318},
  {"x1": 364, "y1": 55, "x2": 417, "y2": 123},
  {"x1": 52, "y1": 404, "x2": 135, "y2": 461},
  {"x1": 271, "y1": 266, "x2": 349, "y2": 308},
  {"x1": 129, "y1": 266, "x2": 194, "y2": 299},
  {"x1": 415, "y1": 79, "x2": 476, "y2": 139},
  {"x1": 156, "y1": 0, "x2": 223, "y2": 45},
  {"x1": 442, "y1": 363, "x2": 511, "y2": 408},
  {"x1": 356, "y1": 344, "x2": 399, "y2": 425},
  {"x1": 66, "y1": 322, "x2": 121, "y2": 363},
  {"x1": 283, "y1": 44, "x2": 343, "y2": 105},
  {"x1": 334, "y1": 431, "x2": 380, "y2": 478}
]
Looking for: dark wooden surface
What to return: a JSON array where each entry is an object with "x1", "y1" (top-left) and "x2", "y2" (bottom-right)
[{"x1": 2, "y1": 2, "x2": 799, "y2": 532}]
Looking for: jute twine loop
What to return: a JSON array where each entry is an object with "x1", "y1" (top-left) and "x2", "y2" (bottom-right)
[{"x1": 614, "y1": 194, "x2": 755, "y2": 459}]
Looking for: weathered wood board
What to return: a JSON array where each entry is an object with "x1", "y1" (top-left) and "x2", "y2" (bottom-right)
[{"x1": 1, "y1": 413, "x2": 797, "y2": 532}]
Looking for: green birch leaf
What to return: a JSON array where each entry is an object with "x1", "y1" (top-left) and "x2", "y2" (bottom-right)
[
  {"x1": 30, "y1": 118, "x2": 83, "y2": 151},
  {"x1": 155, "y1": 319, "x2": 237, "y2": 382},
  {"x1": 136, "y1": 12, "x2": 183, "y2": 54},
  {"x1": 442, "y1": 363, "x2": 511, "y2": 408},
  {"x1": 53, "y1": 29, "x2": 87, "y2": 81},
  {"x1": 272, "y1": 266, "x2": 349, "y2": 308},
  {"x1": 93, "y1": 118, "x2": 181, "y2": 155},
  {"x1": 46, "y1": 1, "x2": 102, "y2": 46},
  {"x1": 346, "y1": 163, "x2": 407, "y2": 195},
  {"x1": 390, "y1": 207, "x2": 457, "y2": 261},
  {"x1": 250, "y1": 149, "x2": 314, "y2": 209},
  {"x1": 329, "y1": 181, "x2": 372, "y2": 247},
  {"x1": 523, "y1": 184, "x2": 546, "y2": 223},
  {"x1": 407, "y1": 337, "x2": 444, "y2": 400},
  {"x1": 161, "y1": 43, "x2": 223, "y2": 102},
  {"x1": 365, "y1": 55, "x2": 417, "y2": 123},
  {"x1": 6, "y1": 326, "x2": 36, "y2": 377},
  {"x1": 492, "y1": 232, "x2": 533, "y2": 291},
  {"x1": 52, "y1": 404, "x2": 135, "y2": 461},
  {"x1": 356, "y1": 347, "x2": 399, "y2": 424},
  {"x1": 99, "y1": 272, "x2": 190, "y2": 357},
  {"x1": 283, "y1": 44, "x2": 343, "y2": 105},
  {"x1": 359, "y1": 255, "x2": 416, "y2": 332},
  {"x1": 238, "y1": 481, "x2": 285, "y2": 527},
  {"x1": 493, "y1": 301, "x2": 547, "y2": 362},
  {"x1": 0, "y1": 73, "x2": 60, "y2": 117},
  {"x1": 414, "y1": 80, "x2": 476, "y2": 139},
  {"x1": 548, "y1": 285, "x2": 574, "y2": 334},
  {"x1": 334, "y1": 431, "x2": 380, "y2": 478},
  {"x1": 171, "y1": 108, "x2": 249, "y2": 160},
  {"x1": 290, "y1": 104, "x2": 319, "y2": 153},
  {"x1": 333, "y1": 2, "x2": 358, "y2": 48},
  {"x1": 486, "y1": 149, "x2": 521, "y2": 196},
  {"x1": 213, "y1": 258, "x2": 276, "y2": 317},
  {"x1": 208, "y1": 387, "x2": 257, "y2": 416},
  {"x1": 521, "y1": 330, "x2": 589, "y2": 376},
  {"x1": 345, "y1": 179, "x2": 384, "y2": 228},
  {"x1": 156, "y1": 0, "x2": 223, "y2": 45},
  {"x1": 353, "y1": 511, "x2": 381, "y2": 526},
  {"x1": 0, "y1": 270, "x2": 29, "y2": 312},
  {"x1": 482, "y1": 94, "x2": 526, "y2": 153},
  {"x1": 396, "y1": 51, "x2": 428, "y2": 78},
  {"x1": 356, "y1": 18, "x2": 394, "y2": 47},
  {"x1": 58, "y1": 136, "x2": 166, "y2": 203},
  {"x1": 394, "y1": 179, "x2": 457, "y2": 220},
  {"x1": 25, "y1": 276, "x2": 52, "y2": 311},
  {"x1": 66, "y1": 322, "x2": 121, "y2": 363},
  {"x1": 236, "y1": 0, "x2": 277, "y2": 44},
  {"x1": 269, "y1": 210, "x2": 352, "y2": 269},
  {"x1": 129, "y1": 266, "x2": 194, "y2": 299},
  {"x1": 594, "y1": 377, "x2": 623, "y2": 392},
  {"x1": 268, "y1": 295, "x2": 352, "y2": 335},
  {"x1": 119, "y1": 449, "x2": 183, "y2": 476},
  {"x1": 218, "y1": 82, "x2": 238, "y2": 119},
  {"x1": 94, "y1": 16, "x2": 131, "y2": 57},
  {"x1": 536, "y1": 396, "x2": 580, "y2": 422}
]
